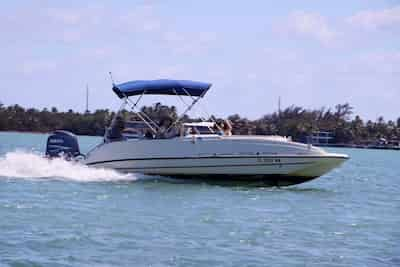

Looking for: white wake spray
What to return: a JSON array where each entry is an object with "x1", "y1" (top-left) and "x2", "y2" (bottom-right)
[{"x1": 0, "y1": 151, "x2": 137, "y2": 182}]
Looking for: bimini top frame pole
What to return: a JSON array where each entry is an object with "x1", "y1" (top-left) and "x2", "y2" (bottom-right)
[
  {"x1": 163, "y1": 89, "x2": 206, "y2": 134},
  {"x1": 110, "y1": 79, "x2": 213, "y2": 135},
  {"x1": 180, "y1": 87, "x2": 224, "y2": 133},
  {"x1": 125, "y1": 93, "x2": 159, "y2": 134}
]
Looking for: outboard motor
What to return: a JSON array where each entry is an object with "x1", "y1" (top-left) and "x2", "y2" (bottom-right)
[{"x1": 46, "y1": 130, "x2": 82, "y2": 160}]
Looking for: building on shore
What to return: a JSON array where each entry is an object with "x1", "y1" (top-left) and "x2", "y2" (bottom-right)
[{"x1": 310, "y1": 131, "x2": 335, "y2": 145}]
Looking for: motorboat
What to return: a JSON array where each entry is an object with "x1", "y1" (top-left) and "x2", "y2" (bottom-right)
[{"x1": 46, "y1": 79, "x2": 349, "y2": 186}]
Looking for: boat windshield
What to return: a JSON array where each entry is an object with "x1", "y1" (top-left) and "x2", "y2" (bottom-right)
[
  {"x1": 122, "y1": 121, "x2": 150, "y2": 139},
  {"x1": 119, "y1": 120, "x2": 217, "y2": 140},
  {"x1": 182, "y1": 122, "x2": 215, "y2": 135}
]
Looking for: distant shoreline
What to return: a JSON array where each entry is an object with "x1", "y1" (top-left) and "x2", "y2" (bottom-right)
[
  {"x1": 0, "y1": 130, "x2": 101, "y2": 138},
  {"x1": 315, "y1": 143, "x2": 400, "y2": 151},
  {"x1": 0, "y1": 130, "x2": 50, "y2": 134},
  {"x1": 1, "y1": 102, "x2": 399, "y2": 147}
]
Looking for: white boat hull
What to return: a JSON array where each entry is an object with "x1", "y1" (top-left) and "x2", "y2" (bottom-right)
[{"x1": 84, "y1": 135, "x2": 348, "y2": 186}]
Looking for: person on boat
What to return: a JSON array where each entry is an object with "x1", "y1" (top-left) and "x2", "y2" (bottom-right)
[
  {"x1": 156, "y1": 118, "x2": 179, "y2": 139},
  {"x1": 106, "y1": 115, "x2": 125, "y2": 141},
  {"x1": 144, "y1": 129, "x2": 154, "y2": 139},
  {"x1": 222, "y1": 119, "x2": 232, "y2": 136},
  {"x1": 190, "y1": 126, "x2": 200, "y2": 135},
  {"x1": 214, "y1": 121, "x2": 225, "y2": 136},
  {"x1": 166, "y1": 125, "x2": 180, "y2": 138},
  {"x1": 180, "y1": 124, "x2": 186, "y2": 137}
]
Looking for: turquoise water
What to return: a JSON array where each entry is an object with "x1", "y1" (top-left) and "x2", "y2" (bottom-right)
[{"x1": 0, "y1": 132, "x2": 399, "y2": 267}]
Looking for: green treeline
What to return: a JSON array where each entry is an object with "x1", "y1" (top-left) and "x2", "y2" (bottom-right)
[{"x1": 0, "y1": 102, "x2": 399, "y2": 143}]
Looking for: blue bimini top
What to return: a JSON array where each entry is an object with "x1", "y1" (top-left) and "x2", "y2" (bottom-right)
[{"x1": 112, "y1": 79, "x2": 212, "y2": 98}]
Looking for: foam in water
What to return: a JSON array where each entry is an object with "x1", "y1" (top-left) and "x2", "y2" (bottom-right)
[{"x1": 0, "y1": 151, "x2": 137, "y2": 182}]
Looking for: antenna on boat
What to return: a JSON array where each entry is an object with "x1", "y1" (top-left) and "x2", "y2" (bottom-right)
[{"x1": 109, "y1": 72, "x2": 115, "y2": 86}]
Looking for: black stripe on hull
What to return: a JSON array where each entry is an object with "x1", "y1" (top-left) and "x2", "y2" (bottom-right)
[
  {"x1": 108, "y1": 161, "x2": 315, "y2": 171},
  {"x1": 144, "y1": 174, "x2": 319, "y2": 187}
]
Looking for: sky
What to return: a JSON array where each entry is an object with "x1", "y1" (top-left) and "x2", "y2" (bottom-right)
[{"x1": 1, "y1": 0, "x2": 399, "y2": 121}]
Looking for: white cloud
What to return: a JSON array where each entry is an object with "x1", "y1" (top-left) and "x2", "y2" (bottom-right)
[
  {"x1": 156, "y1": 65, "x2": 185, "y2": 77},
  {"x1": 0, "y1": 4, "x2": 163, "y2": 45},
  {"x1": 46, "y1": 7, "x2": 83, "y2": 25},
  {"x1": 21, "y1": 60, "x2": 57, "y2": 75},
  {"x1": 246, "y1": 73, "x2": 257, "y2": 80},
  {"x1": 198, "y1": 32, "x2": 217, "y2": 43},
  {"x1": 162, "y1": 31, "x2": 217, "y2": 56},
  {"x1": 278, "y1": 11, "x2": 336, "y2": 45},
  {"x1": 119, "y1": 4, "x2": 161, "y2": 32},
  {"x1": 357, "y1": 51, "x2": 400, "y2": 74},
  {"x1": 347, "y1": 6, "x2": 400, "y2": 31},
  {"x1": 163, "y1": 31, "x2": 184, "y2": 42}
]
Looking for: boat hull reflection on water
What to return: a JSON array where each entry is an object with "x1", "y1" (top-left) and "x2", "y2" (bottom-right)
[{"x1": 84, "y1": 135, "x2": 348, "y2": 186}]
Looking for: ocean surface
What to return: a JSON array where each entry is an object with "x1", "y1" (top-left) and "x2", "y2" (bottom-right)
[{"x1": 0, "y1": 131, "x2": 399, "y2": 267}]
